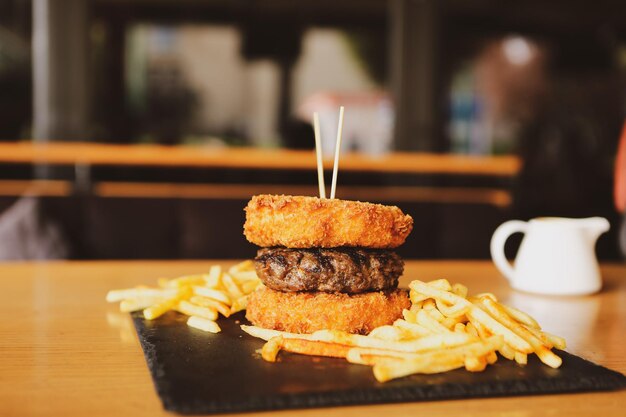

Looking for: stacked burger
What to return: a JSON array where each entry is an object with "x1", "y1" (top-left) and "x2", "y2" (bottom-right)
[{"x1": 243, "y1": 194, "x2": 413, "y2": 334}]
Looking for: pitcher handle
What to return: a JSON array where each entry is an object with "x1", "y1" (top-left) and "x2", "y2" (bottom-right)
[{"x1": 490, "y1": 220, "x2": 528, "y2": 282}]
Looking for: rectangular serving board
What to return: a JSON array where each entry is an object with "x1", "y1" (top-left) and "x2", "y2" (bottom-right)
[{"x1": 132, "y1": 311, "x2": 626, "y2": 415}]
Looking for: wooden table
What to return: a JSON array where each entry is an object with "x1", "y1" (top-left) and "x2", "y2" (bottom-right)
[{"x1": 1, "y1": 260, "x2": 624, "y2": 416}]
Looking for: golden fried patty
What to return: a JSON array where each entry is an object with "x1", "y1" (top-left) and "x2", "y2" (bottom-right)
[
  {"x1": 243, "y1": 195, "x2": 413, "y2": 249},
  {"x1": 246, "y1": 286, "x2": 410, "y2": 334}
]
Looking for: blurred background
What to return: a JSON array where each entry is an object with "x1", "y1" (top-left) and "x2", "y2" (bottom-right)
[{"x1": 0, "y1": 0, "x2": 624, "y2": 261}]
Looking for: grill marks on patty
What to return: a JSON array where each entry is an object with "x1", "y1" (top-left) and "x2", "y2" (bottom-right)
[{"x1": 255, "y1": 248, "x2": 404, "y2": 293}]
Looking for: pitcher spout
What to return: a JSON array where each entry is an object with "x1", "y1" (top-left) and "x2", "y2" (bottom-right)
[{"x1": 580, "y1": 217, "x2": 610, "y2": 242}]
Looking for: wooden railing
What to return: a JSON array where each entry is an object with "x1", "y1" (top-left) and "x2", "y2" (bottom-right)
[
  {"x1": 0, "y1": 142, "x2": 520, "y2": 176},
  {"x1": 0, "y1": 142, "x2": 519, "y2": 207}
]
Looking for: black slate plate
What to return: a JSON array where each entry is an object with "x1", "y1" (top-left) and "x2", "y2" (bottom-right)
[{"x1": 132, "y1": 311, "x2": 626, "y2": 415}]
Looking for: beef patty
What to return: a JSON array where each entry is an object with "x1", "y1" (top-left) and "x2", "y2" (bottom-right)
[{"x1": 254, "y1": 247, "x2": 403, "y2": 293}]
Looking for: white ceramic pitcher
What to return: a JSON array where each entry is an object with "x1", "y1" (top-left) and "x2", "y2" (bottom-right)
[{"x1": 490, "y1": 217, "x2": 610, "y2": 295}]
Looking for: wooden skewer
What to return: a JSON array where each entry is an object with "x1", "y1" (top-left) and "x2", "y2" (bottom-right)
[
  {"x1": 330, "y1": 106, "x2": 345, "y2": 199},
  {"x1": 313, "y1": 112, "x2": 326, "y2": 199}
]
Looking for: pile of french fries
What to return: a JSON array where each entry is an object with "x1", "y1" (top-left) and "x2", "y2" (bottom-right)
[
  {"x1": 242, "y1": 278, "x2": 566, "y2": 382},
  {"x1": 106, "y1": 261, "x2": 261, "y2": 333}
]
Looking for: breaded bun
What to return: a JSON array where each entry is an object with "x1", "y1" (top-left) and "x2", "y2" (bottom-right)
[
  {"x1": 244, "y1": 195, "x2": 413, "y2": 249},
  {"x1": 246, "y1": 286, "x2": 410, "y2": 334}
]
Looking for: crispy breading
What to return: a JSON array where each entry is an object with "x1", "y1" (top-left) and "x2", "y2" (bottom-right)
[
  {"x1": 246, "y1": 286, "x2": 410, "y2": 334},
  {"x1": 243, "y1": 195, "x2": 413, "y2": 249}
]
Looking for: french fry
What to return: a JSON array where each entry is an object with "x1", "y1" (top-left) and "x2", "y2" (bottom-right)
[
  {"x1": 280, "y1": 339, "x2": 351, "y2": 359},
  {"x1": 435, "y1": 298, "x2": 470, "y2": 318},
  {"x1": 410, "y1": 280, "x2": 452, "y2": 303},
  {"x1": 109, "y1": 262, "x2": 262, "y2": 323},
  {"x1": 241, "y1": 280, "x2": 261, "y2": 294},
  {"x1": 203, "y1": 265, "x2": 222, "y2": 289},
  {"x1": 486, "y1": 350, "x2": 498, "y2": 364},
  {"x1": 228, "y1": 260, "x2": 255, "y2": 275},
  {"x1": 427, "y1": 279, "x2": 452, "y2": 291},
  {"x1": 422, "y1": 298, "x2": 438, "y2": 311},
  {"x1": 241, "y1": 325, "x2": 313, "y2": 342},
  {"x1": 346, "y1": 347, "x2": 423, "y2": 362},
  {"x1": 523, "y1": 326, "x2": 566, "y2": 350},
  {"x1": 120, "y1": 297, "x2": 166, "y2": 312},
  {"x1": 409, "y1": 303, "x2": 423, "y2": 315},
  {"x1": 475, "y1": 292, "x2": 498, "y2": 302},
  {"x1": 193, "y1": 286, "x2": 231, "y2": 305},
  {"x1": 501, "y1": 304, "x2": 541, "y2": 329},
  {"x1": 514, "y1": 352, "x2": 528, "y2": 365},
  {"x1": 230, "y1": 295, "x2": 249, "y2": 314},
  {"x1": 373, "y1": 357, "x2": 465, "y2": 381},
  {"x1": 468, "y1": 317, "x2": 491, "y2": 339},
  {"x1": 143, "y1": 297, "x2": 179, "y2": 320},
  {"x1": 346, "y1": 349, "x2": 402, "y2": 366},
  {"x1": 392, "y1": 319, "x2": 432, "y2": 337},
  {"x1": 416, "y1": 310, "x2": 451, "y2": 334},
  {"x1": 498, "y1": 343, "x2": 516, "y2": 360},
  {"x1": 410, "y1": 289, "x2": 428, "y2": 304},
  {"x1": 412, "y1": 299, "x2": 424, "y2": 309},
  {"x1": 451, "y1": 283, "x2": 468, "y2": 298},
  {"x1": 187, "y1": 316, "x2": 221, "y2": 333},
  {"x1": 465, "y1": 356, "x2": 487, "y2": 372},
  {"x1": 466, "y1": 305, "x2": 533, "y2": 353},
  {"x1": 424, "y1": 306, "x2": 447, "y2": 323},
  {"x1": 258, "y1": 333, "x2": 352, "y2": 361},
  {"x1": 371, "y1": 336, "x2": 503, "y2": 382},
  {"x1": 231, "y1": 270, "x2": 259, "y2": 283},
  {"x1": 262, "y1": 336, "x2": 283, "y2": 362},
  {"x1": 534, "y1": 347, "x2": 563, "y2": 368},
  {"x1": 480, "y1": 298, "x2": 561, "y2": 368},
  {"x1": 440, "y1": 311, "x2": 465, "y2": 329},
  {"x1": 176, "y1": 300, "x2": 218, "y2": 321},
  {"x1": 244, "y1": 325, "x2": 477, "y2": 353},
  {"x1": 346, "y1": 346, "x2": 468, "y2": 368},
  {"x1": 369, "y1": 325, "x2": 405, "y2": 341},
  {"x1": 402, "y1": 308, "x2": 418, "y2": 323},
  {"x1": 312, "y1": 329, "x2": 476, "y2": 353},
  {"x1": 465, "y1": 322, "x2": 478, "y2": 337},
  {"x1": 441, "y1": 317, "x2": 461, "y2": 330},
  {"x1": 410, "y1": 280, "x2": 471, "y2": 307},
  {"x1": 221, "y1": 273, "x2": 244, "y2": 298},
  {"x1": 349, "y1": 336, "x2": 502, "y2": 370},
  {"x1": 190, "y1": 296, "x2": 231, "y2": 318},
  {"x1": 106, "y1": 287, "x2": 176, "y2": 303},
  {"x1": 165, "y1": 275, "x2": 206, "y2": 288}
]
